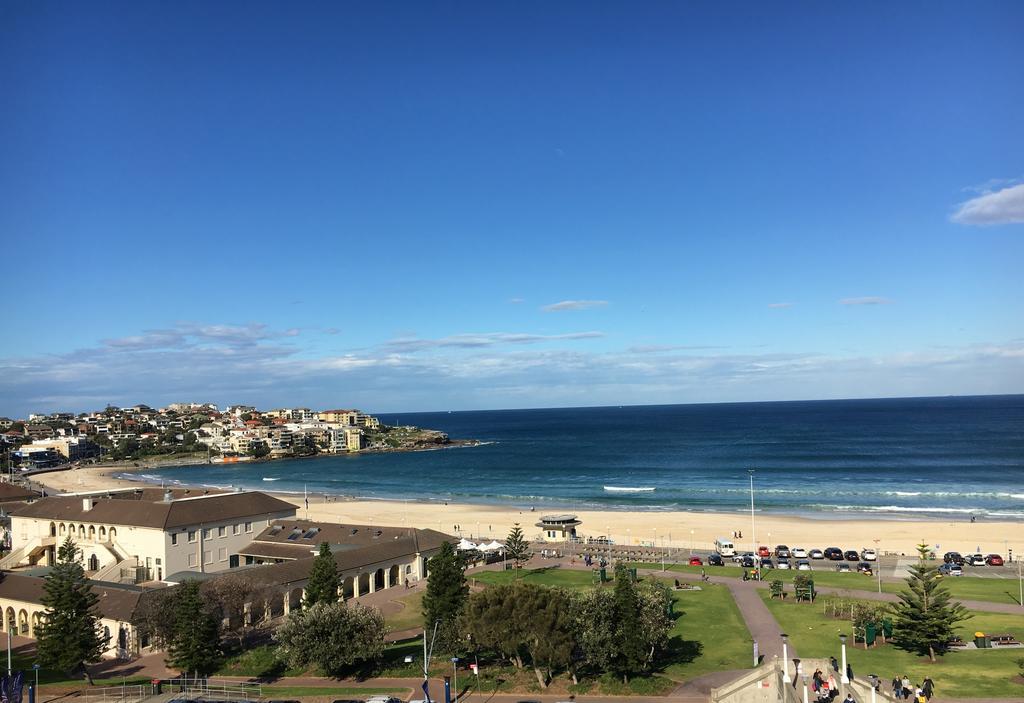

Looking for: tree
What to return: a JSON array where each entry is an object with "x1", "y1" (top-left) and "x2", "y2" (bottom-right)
[
  {"x1": 132, "y1": 588, "x2": 179, "y2": 650},
  {"x1": 462, "y1": 582, "x2": 572, "y2": 687},
  {"x1": 35, "y1": 537, "x2": 109, "y2": 683},
  {"x1": 249, "y1": 441, "x2": 270, "y2": 458},
  {"x1": 201, "y1": 574, "x2": 277, "y2": 647},
  {"x1": 275, "y1": 601, "x2": 386, "y2": 676},
  {"x1": 890, "y1": 543, "x2": 968, "y2": 662},
  {"x1": 303, "y1": 542, "x2": 340, "y2": 608},
  {"x1": 611, "y1": 564, "x2": 647, "y2": 682},
  {"x1": 504, "y1": 523, "x2": 530, "y2": 575},
  {"x1": 166, "y1": 580, "x2": 222, "y2": 677},
  {"x1": 422, "y1": 540, "x2": 468, "y2": 652}
]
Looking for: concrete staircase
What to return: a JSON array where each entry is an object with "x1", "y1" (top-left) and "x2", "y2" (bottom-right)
[{"x1": 0, "y1": 535, "x2": 54, "y2": 569}]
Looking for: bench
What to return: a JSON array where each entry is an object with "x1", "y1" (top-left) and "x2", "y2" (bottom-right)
[
  {"x1": 770, "y1": 581, "x2": 786, "y2": 599},
  {"x1": 947, "y1": 636, "x2": 968, "y2": 648},
  {"x1": 990, "y1": 634, "x2": 1021, "y2": 646}
]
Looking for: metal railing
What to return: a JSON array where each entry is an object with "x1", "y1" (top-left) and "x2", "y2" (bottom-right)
[
  {"x1": 76, "y1": 684, "x2": 148, "y2": 703},
  {"x1": 156, "y1": 677, "x2": 262, "y2": 702}
]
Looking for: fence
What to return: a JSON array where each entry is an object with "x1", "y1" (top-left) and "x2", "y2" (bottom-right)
[
  {"x1": 155, "y1": 677, "x2": 262, "y2": 701},
  {"x1": 76, "y1": 684, "x2": 149, "y2": 703}
]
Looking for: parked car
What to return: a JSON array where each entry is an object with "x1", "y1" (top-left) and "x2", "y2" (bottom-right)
[
  {"x1": 757, "y1": 546, "x2": 772, "y2": 557},
  {"x1": 689, "y1": 556, "x2": 704, "y2": 566},
  {"x1": 707, "y1": 552, "x2": 725, "y2": 566},
  {"x1": 732, "y1": 552, "x2": 754, "y2": 564},
  {"x1": 985, "y1": 554, "x2": 1004, "y2": 566},
  {"x1": 808, "y1": 549, "x2": 824, "y2": 560},
  {"x1": 741, "y1": 555, "x2": 757, "y2": 568},
  {"x1": 860, "y1": 548, "x2": 877, "y2": 561},
  {"x1": 367, "y1": 697, "x2": 401, "y2": 703},
  {"x1": 777, "y1": 558, "x2": 791, "y2": 569},
  {"x1": 796, "y1": 559, "x2": 812, "y2": 570},
  {"x1": 775, "y1": 545, "x2": 791, "y2": 558},
  {"x1": 791, "y1": 547, "x2": 808, "y2": 558},
  {"x1": 824, "y1": 547, "x2": 844, "y2": 560},
  {"x1": 965, "y1": 553, "x2": 986, "y2": 566},
  {"x1": 760, "y1": 557, "x2": 774, "y2": 569},
  {"x1": 938, "y1": 563, "x2": 963, "y2": 577},
  {"x1": 856, "y1": 562, "x2": 873, "y2": 574},
  {"x1": 835, "y1": 563, "x2": 851, "y2": 572},
  {"x1": 943, "y1": 551, "x2": 964, "y2": 565},
  {"x1": 844, "y1": 550, "x2": 860, "y2": 562}
]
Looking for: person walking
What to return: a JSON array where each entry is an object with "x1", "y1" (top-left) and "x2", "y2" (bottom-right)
[
  {"x1": 922, "y1": 678, "x2": 934, "y2": 701},
  {"x1": 843, "y1": 694, "x2": 856, "y2": 703},
  {"x1": 891, "y1": 675, "x2": 901, "y2": 699},
  {"x1": 901, "y1": 676, "x2": 911, "y2": 700}
]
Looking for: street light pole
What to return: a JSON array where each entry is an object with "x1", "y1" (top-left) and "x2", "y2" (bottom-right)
[
  {"x1": 875, "y1": 539, "x2": 882, "y2": 594},
  {"x1": 839, "y1": 633, "x2": 849, "y2": 684},
  {"x1": 748, "y1": 469, "x2": 756, "y2": 555},
  {"x1": 451, "y1": 657, "x2": 459, "y2": 703},
  {"x1": 781, "y1": 634, "x2": 791, "y2": 683}
]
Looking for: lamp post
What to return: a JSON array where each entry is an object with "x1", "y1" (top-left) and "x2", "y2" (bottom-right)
[
  {"x1": 781, "y1": 634, "x2": 791, "y2": 683},
  {"x1": 451, "y1": 657, "x2": 459, "y2": 703},
  {"x1": 690, "y1": 529, "x2": 694, "y2": 555},
  {"x1": 839, "y1": 633, "x2": 849, "y2": 684},
  {"x1": 748, "y1": 469, "x2": 756, "y2": 555},
  {"x1": 802, "y1": 675, "x2": 809, "y2": 703},
  {"x1": 875, "y1": 539, "x2": 882, "y2": 594}
]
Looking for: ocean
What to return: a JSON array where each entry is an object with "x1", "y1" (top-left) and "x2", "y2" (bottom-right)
[{"x1": 137, "y1": 395, "x2": 1024, "y2": 520}]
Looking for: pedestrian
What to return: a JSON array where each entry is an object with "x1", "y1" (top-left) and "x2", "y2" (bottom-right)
[
  {"x1": 902, "y1": 676, "x2": 911, "y2": 700},
  {"x1": 843, "y1": 694, "x2": 855, "y2": 703},
  {"x1": 891, "y1": 675, "x2": 901, "y2": 699},
  {"x1": 827, "y1": 674, "x2": 838, "y2": 699},
  {"x1": 922, "y1": 677, "x2": 934, "y2": 701},
  {"x1": 830, "y1": 656, "x2": 839, "y2": 672}
]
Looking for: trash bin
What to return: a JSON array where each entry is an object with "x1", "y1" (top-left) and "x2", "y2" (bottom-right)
[
  {"x1": 973, "y1": 632, "x2": 990, "y2": 648},
  {"x1": 630, "y1": 567, "x2": 638, "y2": 581},
  {"x1": 599, "y1": 567, "x2": 607, "y2": 582},
  {"x1": 152, "y1": 679, "x2": 163, "y2": 695}
]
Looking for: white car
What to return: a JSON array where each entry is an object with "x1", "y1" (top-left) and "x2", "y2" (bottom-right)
[
  {"x1": 791, "y1": 547, "x2": 808, "y2": 558},
  {"x1": 861, "y1": 548, "x2": 877, "y2": 561},
  {"x1": 796, "y1": 560, "x2": 812, "y2": 570}
]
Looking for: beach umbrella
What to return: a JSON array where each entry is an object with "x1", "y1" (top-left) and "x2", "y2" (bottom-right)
[{"x1": 457, "y1": 538, "x2": 478, "y2": 551}]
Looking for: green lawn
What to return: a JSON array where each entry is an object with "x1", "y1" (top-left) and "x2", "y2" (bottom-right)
[
  {"x1": 383, "y1": 590, "x2": 425, "y2": 632},
  {"x1": 631, "y1": 562, "x2": 1024, "y2": 606},
  {"x1": 470, "y1": 566, "x2": 608, "y2": 589},
  {"x1": 662, "y1": 581, "x2": 753, "y2": 680},
  {"x1": 760, "y1": 592, "x2": 1024, "y2": 698}
]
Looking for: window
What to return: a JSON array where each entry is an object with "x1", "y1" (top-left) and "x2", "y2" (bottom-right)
[
  {"x1": 203, "y1": 528, "x2": 212, "y2": 540},
  {"x1": 188, "y1": 530, "x2": 197, "y2": 543},
  {"x1": 218, "y1": 526, "x2": 226, "y2": 538},
  {"x1": 155, "y1": 558, "x2": 161, "y2": 566},
  {"x1": 204, "y1": 550, "x2": 212, "y2": 564},
  {"x1": 187, "y1": 554, "x2": 196, "y2": 567},
  {"x1": 233, "y1": 524, "x2": 240, "y2": 535},
  {"x1": 218, "y1": 548, "x2": 227, "y2": 561},
  {"x1": 244, "y1": 521, "x2": 252, "y2": 533},
  {"x1": 171, "y1": 534, "x2": 178, "y2": 546}
]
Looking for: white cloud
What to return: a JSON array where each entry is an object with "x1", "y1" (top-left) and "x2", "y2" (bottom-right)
[
  {"x1": 839, "y1": 297, "x2": 892, "y2": 306},
  {"x1": 384, "y1": 331, "x2": 605, "y2": 352},
  {"x1": 2, "y1": 319, "x2": 1022, "y2": 417},
  {"x1": 542, "y1": 300, "x2": 609, "y2": 312},
  {"x1": 951, "y1": 183, "x2": 1024, "y2": 226}
]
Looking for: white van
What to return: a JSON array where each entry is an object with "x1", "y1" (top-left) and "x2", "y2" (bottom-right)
[{"x1": 714, "y1": 537, "x2": 735, "y2": 557}]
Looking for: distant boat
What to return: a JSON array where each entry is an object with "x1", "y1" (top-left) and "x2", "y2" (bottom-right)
[
  {"x1": 262, "y1": 477, "x2": 280, "y2": 481},
  {"x1": 603, "y1": 486, "x2": 655, "y2": 493}
]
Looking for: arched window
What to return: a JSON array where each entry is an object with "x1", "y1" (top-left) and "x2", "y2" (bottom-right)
[
  {"x1": 109, "y1": 527, "x2": 117, "y2": 540},
  {"x1": 59, "y1": 523, "x2": 66, "y2": 536},
  {"x1": 78, "y1": 524, "x2": 86, "y2": 539},
  {"x1": 49, "y1": 522, "x2": 56, "y2": 537},
  {"x1": 88, "y1": 526, "x2": 96, "y2": 541},
  {"x1": 99, "y1": 526, "x2": 107, "y2": 540},
  {"x1": 17, "y1": 610, "x2": 28, "y2": 635},
  {"x1": 4, "y1": 608, "x2": 15, "y2": 633}
]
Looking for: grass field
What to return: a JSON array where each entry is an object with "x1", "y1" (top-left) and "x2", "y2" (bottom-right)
[
  {"x1": 383, "y1": 590, "x2": 424, "y2": 632},
  {"x1": 472, "y1": 568, "x2": 754, "y2": 682},
  {"x1": 662, "y1": 582, "x2": 753, "y2": 680},
  {"x1": 760, "y1": 592, "x2": 1024, "y2": 698},
  {"x1": 260, "y1": 686, "x2": 409, "y2": 696},
  {"x1": 630, "y1": 562, "x2": 1024, "y2": 606},
  {"x1": 471, "y1": 566, "x2": 608, "y2": 589}
]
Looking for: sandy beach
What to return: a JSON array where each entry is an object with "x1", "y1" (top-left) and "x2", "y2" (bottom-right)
[{"x1": 27, "y1": 465, "x2": 1024, "y2": 557}]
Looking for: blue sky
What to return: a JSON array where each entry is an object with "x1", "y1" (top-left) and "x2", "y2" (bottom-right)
[{"x1": 1, "y1": 2, "x2": 1022, "y2": 416}]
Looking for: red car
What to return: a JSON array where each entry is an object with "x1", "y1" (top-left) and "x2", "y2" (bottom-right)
[
  {"x1": 985, "y1": 554, "x2": 1004, "y2": 566},
  {"x1": 757, "y1": 546, "x2": 771, "y2": 557},
  {"x1": 689, "y1": 556, "x2": 703, "y2": 566}
]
